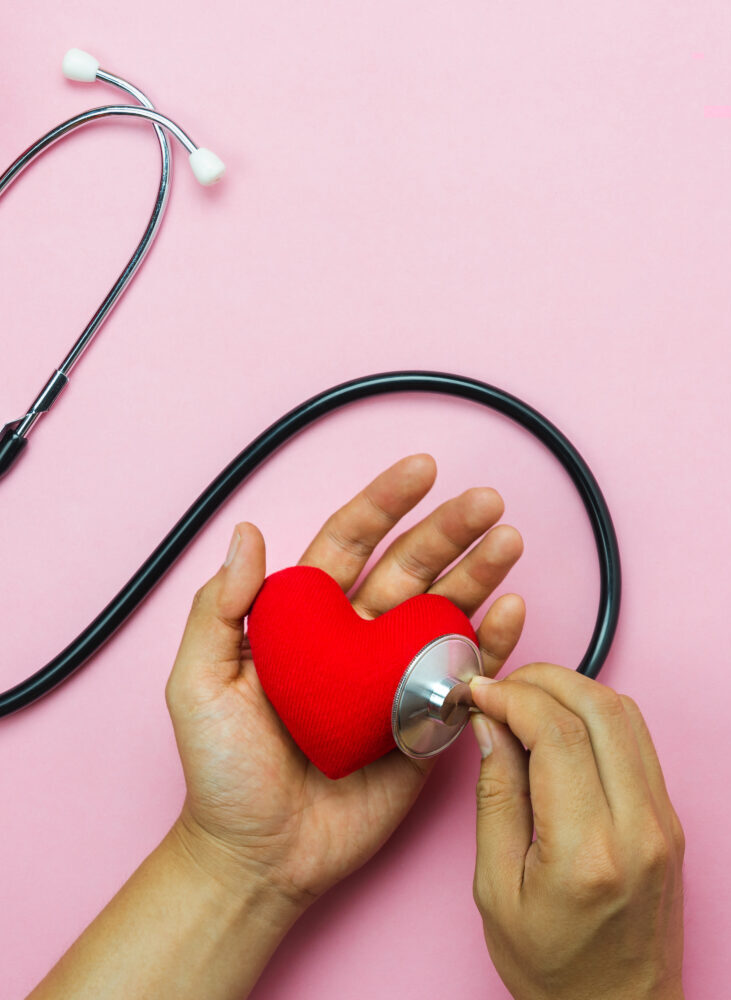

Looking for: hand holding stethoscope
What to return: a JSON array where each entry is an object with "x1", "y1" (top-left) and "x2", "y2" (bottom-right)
[{"x1": 27, "y1": 455, "x2": 684, "y2": 999}]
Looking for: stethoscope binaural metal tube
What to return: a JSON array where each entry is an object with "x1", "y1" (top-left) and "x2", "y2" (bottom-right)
[
  {"x1": 0, "y1": 54, "x2": 222, "y2": 466},
  {"x1": 0, "y1": 108, "x2": 195, "y2": 441},
  {"x1": 54, "y1": 73, "x2": 173, "y2": 377},
  {"x1": 0, "y1": 54, "x2": 622, "y2": 721},
  {"x1": 2, "y1": 104, "x2": 199, "y2": 184}
]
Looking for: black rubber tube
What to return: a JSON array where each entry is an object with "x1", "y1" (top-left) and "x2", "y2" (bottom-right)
[{"x1": 0, "y1": 370, "x2": 621, "y2": 717}]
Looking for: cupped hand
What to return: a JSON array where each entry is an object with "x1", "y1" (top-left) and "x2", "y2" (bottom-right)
[
  {"x1": 165, "y1": 454, "x2": 525, "y2": 913},
  {"x1": 469, "y1": 663, "x2": 685, "y2": 1000}
]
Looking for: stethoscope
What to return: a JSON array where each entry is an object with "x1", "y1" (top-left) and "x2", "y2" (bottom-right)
[{"x1": 0, "y1": 50, "x2": 621, "y2": 724}]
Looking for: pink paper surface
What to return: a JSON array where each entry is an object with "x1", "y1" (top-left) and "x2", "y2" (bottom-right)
[{"x1": 1, "y1": 4, "x2": 729, "y2": 997}]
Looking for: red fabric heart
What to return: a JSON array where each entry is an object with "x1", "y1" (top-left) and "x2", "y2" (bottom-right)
[{"x1": 246, "y1": 565, "x2": 478, "y2": 779}]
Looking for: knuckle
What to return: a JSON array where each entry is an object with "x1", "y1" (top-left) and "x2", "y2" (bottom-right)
[
  {"x1": 190, "y1": 586, "x2": 207, "y2": 614},
  {"x1": 362, "y1": 487, "x2": 398, "y2": 526},
  {"x1": 572, "y1": 841, "x2": 625, "y2": 901},
  {"x1": 393, "y1": 545, "x2": 436, "y2": 583},
  {"x1": 472, "y1": 867, "x2": 505, "y2": 916},
  {"x1": 472, "y1": 871, "x2": 488, "y2": 911},
  {"x1": 671, "y1": 813, "x2": 686, "y2": 858},
  {"x1": 542, "y1": 712, "x2": 590, "y2": 751},
  {"x1": 636, "y1": 823, "x2": 672, "y2": 877},
  {"x1": 590, "y1": 685, "x2": 625, "y2": 719},
  {"x1": 475, "y1": 770, "x2": 516, "y2": 819},
  {"x1": 324, "y1": 521, "x2": 373, "y2": 559},
  {"x1": 618, "y1": 693, "x2": 641, "y2": 719}
]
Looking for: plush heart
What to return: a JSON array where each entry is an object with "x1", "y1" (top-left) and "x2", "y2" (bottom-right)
[{"x1": 246, "y1": 565, "x2": 478, "y2": 779}]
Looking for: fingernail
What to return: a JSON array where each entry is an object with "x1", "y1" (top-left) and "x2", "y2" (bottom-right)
[
  {"x1": 224, "y1": 530, "x2": 240, "y2": 567},
  {"x1": 471, "y1": 714, "x2": 493, "y2": 758},
  {"x1": 470, "y1": 675, "x2": 498, "y2": 690}
]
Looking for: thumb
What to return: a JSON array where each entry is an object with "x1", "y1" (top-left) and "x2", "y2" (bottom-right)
[
  {"x1": 174, "y1": 522, "x2": 266, "y2": 685},
  {"x1": 470, "y1": 679, "x2": 533, "y2": 913}
]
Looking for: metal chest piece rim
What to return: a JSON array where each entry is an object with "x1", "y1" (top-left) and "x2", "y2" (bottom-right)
[{"x1": 391, "y1": 633, "x2": 483, "y2": 759}]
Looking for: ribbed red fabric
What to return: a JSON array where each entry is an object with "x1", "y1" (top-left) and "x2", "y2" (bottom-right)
[{"x1": 247, "y1": 565, "x2": 478, "y2": 779}]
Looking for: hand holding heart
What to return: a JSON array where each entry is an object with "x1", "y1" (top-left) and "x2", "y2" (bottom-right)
[
  {"x1": 247, "y1": 565, "x2": 481, "y2": 778},
  {"x1": 164, "y1": 454, "x2": 525, "y2": 914}
]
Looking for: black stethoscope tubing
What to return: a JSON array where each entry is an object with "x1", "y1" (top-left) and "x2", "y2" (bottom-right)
[{"x1": 0, "y1": 370, "x2": 621, "y2": 717}]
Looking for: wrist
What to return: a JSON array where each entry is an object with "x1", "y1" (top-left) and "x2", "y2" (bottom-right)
[{"x1": 169, "y1": 807, "x2": 310, "y2": 933}]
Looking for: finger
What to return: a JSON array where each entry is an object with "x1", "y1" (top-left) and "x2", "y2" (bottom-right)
[
  {"x1": 351, "y1": 486, "x2": 505, "y2": 619},
  {"x1": 298, "y1": 454, "x2": 436, "y2": 591},
  {"x1": 506, "y1": 663, "x2": 654, "y2": 822},
  {"x1": 619, "y1": 694, "x2": 685, "y2": 849},
  {"x1": 475, "y1": 593, "x2": 526, "y2": 677},
  {"x1": 471, "y1": 713, "x2": 532, "y2": 907},
  {"x1": 430, "y1": 524, "x2": 523, "y2": 617},
  {"x1": 617, "y1": 695, "x2": 672, "y2": 811},
  {"x1": 172, "y1": 522, "x2": 266, "y2": 687},
  {"x1": 468, "y1": 677, "x2": 610, "y2": 852}
]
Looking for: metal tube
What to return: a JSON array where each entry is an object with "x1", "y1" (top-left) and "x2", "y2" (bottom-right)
[
  {"x1": 0, "y1": 106, "x2": 194, "y2": 195},
  {"x1": 3, "y1": 69, "x2": 176, "y2": 439}
]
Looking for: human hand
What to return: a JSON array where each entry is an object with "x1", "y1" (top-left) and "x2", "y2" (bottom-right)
[
  {"x1": 165, "y1": 454, "x2": 525, "y2": 918},
  {"x1": 469, "y1": 663, "x2": 685, "y2": 1000}
]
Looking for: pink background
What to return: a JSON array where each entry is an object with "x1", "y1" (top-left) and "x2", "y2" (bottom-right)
[{"x1": 2, "y1": 3, "x2": 729, "y2": 997}]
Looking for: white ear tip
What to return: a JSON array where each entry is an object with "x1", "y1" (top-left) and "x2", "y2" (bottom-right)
[
  {"x1": 189, "y1": 148, "x2": 225, "y2": 186},
  {"x1": 63, "y1": 48, "x2": 100, "y2": 83}
]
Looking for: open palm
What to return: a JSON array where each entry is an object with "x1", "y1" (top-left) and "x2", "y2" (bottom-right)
[{"x1": 165, "y1": 454, "x2": 525, "y2": 909}]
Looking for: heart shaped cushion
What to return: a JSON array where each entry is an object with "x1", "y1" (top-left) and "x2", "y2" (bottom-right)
[{"x1": 246, "y1": 565, "x2": 478, "y2": 779}]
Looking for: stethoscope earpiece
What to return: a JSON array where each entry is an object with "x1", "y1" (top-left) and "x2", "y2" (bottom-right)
[
  {"x1": 189, "y1": 147, "x2": 226, "y2": 185},
  {"x1": 62, "y1": 47, "x2": 100, "y2": 83}
]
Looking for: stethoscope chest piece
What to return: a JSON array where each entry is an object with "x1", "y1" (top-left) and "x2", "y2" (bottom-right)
[{"x1": 392, "y1": 634, "x2": 482, "y2": 758}]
